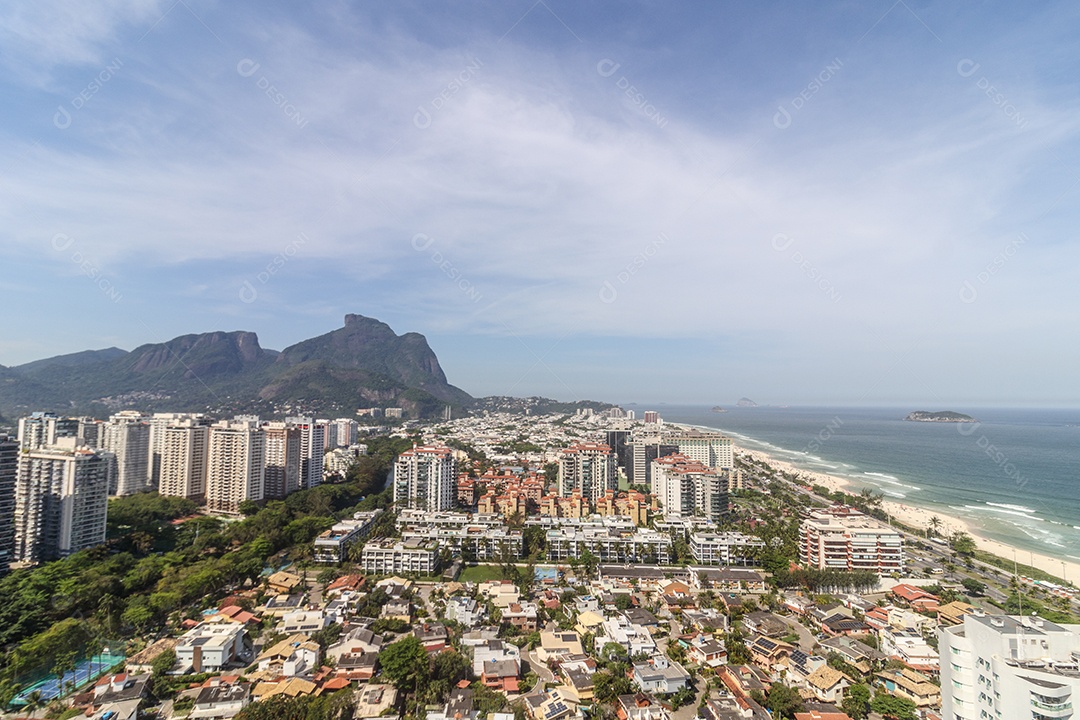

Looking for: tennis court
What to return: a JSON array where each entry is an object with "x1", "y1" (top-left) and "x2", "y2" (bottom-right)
[{"x1": 12, "y1": 651, "x2": 126, "y2": 706}]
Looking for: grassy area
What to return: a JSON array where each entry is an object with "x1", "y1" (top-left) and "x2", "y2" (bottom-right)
[
  {"x1": 974, "y1": 550, "x2": 1069, "y2": 586},
  {"x1": 458, "y1": 564, "x2": 507, "y2": 583}
]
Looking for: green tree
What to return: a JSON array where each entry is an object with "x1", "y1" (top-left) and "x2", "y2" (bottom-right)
[
  {"x1": 764, "y1": 682, "x2": 804, "y2": 719},
  {"x1": 961, "y1": 578, "x2": 986, "y2": 596},
  {"x1": 870, "y1": 693, "x2": 918, "y2": 720},
  {"x1": 949, "y1": 531, "x2": 977, "y2": 556},
  {"x1": 377, "y1": 635, "x2": 429, "y2": 693},
  {"x1": 840, "y1": 683, "x2": 871, "y2": 720}
]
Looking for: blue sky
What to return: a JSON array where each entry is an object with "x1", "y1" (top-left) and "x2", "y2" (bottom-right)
[{"x1": 2, "y1": 1, "x2": 1079, "y2": 407}]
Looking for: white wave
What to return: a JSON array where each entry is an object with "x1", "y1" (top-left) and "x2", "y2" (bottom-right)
[
  {"x1": 1044, "y1": 540, "x2": 1067, "y2": 548},
  {"x1": 864, "y1": 472, "x2": 900, "y2": 481},
  {"x1": 964, "y1": 505, "x2": 1043, "y2": 521},
  {"x1": 986, "y1": 502, "x2": 1038, "y2": 514},
  {"x1": 882, "y1": 490, "x2": 906, "y2": 498}
]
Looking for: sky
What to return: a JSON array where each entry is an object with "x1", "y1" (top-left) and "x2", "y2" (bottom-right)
[{"x1": 2, "y1": 1, "x2": 1079, "y2": 407}]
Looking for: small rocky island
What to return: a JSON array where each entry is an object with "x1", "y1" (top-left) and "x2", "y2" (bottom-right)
[
  {"x1": 711, "y1": 406, "x2": 727, "y2": 413},
  {"x1": 905, "y1": 410, "x2": 977, "y2": 423},
  {"x1": 737, "y1": 397, "x2": 758, "y2": 407}
]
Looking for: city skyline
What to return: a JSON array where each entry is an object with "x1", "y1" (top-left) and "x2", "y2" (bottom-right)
[{"x1": 3, "y1": 2, "x2": 1079, "y2": 407}]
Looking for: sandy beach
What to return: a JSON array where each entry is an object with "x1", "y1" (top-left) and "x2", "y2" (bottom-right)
[{"x1": 735, "y1": 444, "x2": 1080, "y2": 585}]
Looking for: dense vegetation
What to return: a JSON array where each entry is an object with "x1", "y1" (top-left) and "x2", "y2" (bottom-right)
[{"x1": 0, "y1": 434, "x2": 415, "y2": 706}]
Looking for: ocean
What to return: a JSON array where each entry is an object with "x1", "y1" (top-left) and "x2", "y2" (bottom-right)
[{"x1": 654, "y1": 405, "x2": 1080, "y2": 564}]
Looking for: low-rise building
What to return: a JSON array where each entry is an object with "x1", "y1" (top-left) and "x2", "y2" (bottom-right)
[
  {"x1": 175, "y1": 623, "x2": 248, "y2": 674},
  {"x1": 631, "y1": 656, "x2": 692, "y2": 694},
  {"x1": 313, "y1": 510, "x2": 384, "y2": 563},
  {"x1": 360, "y1": 537, "x2": 440, "y2": 576},
  {"x1": 689, "y1": 532, "x2": 765, "y2": 566},
  {"x1": 876, "y1": 667, "x2": 941, "y2": 708}
]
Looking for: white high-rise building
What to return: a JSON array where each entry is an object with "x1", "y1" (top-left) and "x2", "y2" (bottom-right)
[
  {"x1": 14, "y1": 445, "x2": 112, "y2": 563},
  {"x1": 668, "y1": 430, "x2": 734, "y2": 470},
  {"x1": 558, "y1": 443, "x2": 616, "y2": 503},
  {"x1": 101, "y1": 411, "x2": 151, "y2": 496},
  {"x1": 393, "y1": 445, "x2": 456, "y2": 511},
  {"x1": 650, "y1": 454, "x2": 729, "y2": 523},
  {"x1": 18, "y1": 412, "x2": 79, "y2": 449},
  {"x1": 147, "y1": 413, "x2": 206, "y2": 489},
  {"x1": 159, "y1": 421, "x2": 210, "y2": 502},
  {"x1": 939, "y1": 611, "x2": 1080, "y2": 720},
  {"x1": 262, "y1": 422, "x2": 301, "y2": 500},
  {"x1": 286, "y1": 417, "x2": 326, "y2": 490},
  {"x1": 206, "y1": 421, "x2": 265, "y2": 514}
]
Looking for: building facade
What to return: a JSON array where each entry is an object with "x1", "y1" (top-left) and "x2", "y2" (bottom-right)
[
  {"x1": 939, "y1": 612, "x2": 1080, "y2": 720},
  {"x1": 558, "y1": 443, "x2": 616, "y2": 503},
  {"x1": 206, "y1": 421, "x2": 265, "y2": 514},
  {"x1": 393, "y1": 445, "x2": 456, "y2": 512},
  {"x1": 14, "y1": 446, "x2": 112, "y2": 562},
  {"x1": 158, "y1": 421, "x2": 210, "y2": 502},
  {"x1": 800, "y1": 509, "x2": 904, "y2": 573},
  {"x1": 101, "y1": 411, "x2": 151, "y2": 496},
  {"x1": 262, "y1": 422, "x2": 302, "y2": 500},
  {"x1": 0, "y1": 435, "x2": 17, "y2": 574}
]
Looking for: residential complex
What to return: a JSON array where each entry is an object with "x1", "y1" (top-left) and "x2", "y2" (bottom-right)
[
  {"x1": 205, "y1": 420, "x2": 266, "y2": 514},
  {"x1": 313, "y1": 510, "x2": 384, "y2": 563},
  {"x1": 158, "y1": 420, "x2": 210, "y2": 502},
  {"x1": 800, "y1": 508, "x2": 904, "y2": 573},
  {"x1": 360, "y1": 537, "x2": 441, "y2": 576},
  {"x1": 392, "y1": 444, "x2": 456, "y2": 512},
  {"x1": 101, "y1": 411, "x2": 151, "y2": 496},
  {"x1": 558, "y1": 443, "x2": 616, "y2": 502},
  {"x1": 0, "y1": 435, "x2": 17, "y2": 574},
  {"x1": 13, "y1": 444, "x2": 112, "y2": 563},
  {"x1": 650, "y1": 454, "x2": 730, "y2": 523}
]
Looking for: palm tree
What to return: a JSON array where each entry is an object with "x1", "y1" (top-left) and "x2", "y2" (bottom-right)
[
  {"x1": 927, "y1": 516, "x2": 942, "y2": 538},
  {"x1": 23, "y1": 690, "x2": 44, "y2": 717}
]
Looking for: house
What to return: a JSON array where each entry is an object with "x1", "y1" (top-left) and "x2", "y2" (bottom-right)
[
  {"x1": 414, "y1": 623, "x2": 450, "y2": 653},
  {"x1": 682, "y1": 609, "x2": 728, "y2": 633},
  {"x1": 885, "y1": 606, "x2": 935, "y2": 633},
  {"x1": 427, "y1": 687, "x2": 477, "y2": 720},
  {"x1": 478, "y1": 580, "x2": 521, "y2": 608},
  {"x1": 804, "y1": 665, "x2": 851, "y2": 703},
  {"x1": 190, "y1": 680, "x2": 250, "y2": 720},
  {"x1": 936, "y1": 600, "x2": 976, "y2": 627},
  {"x1": 891, "y1": 583, "x2": 939, "y2": 606},
  {"x1": 536, "y1": 631, "x2": 585, "y2": 665},
  {"x1": 616, "y1": 693, "x2": 669, "y2": 720},
  {"x1": 686, "y1": 634, "x2": 727, "y2": 668},
  {"x1": 746, "y1": 636, "x2": 793, "y2": 676},
  {"x1": 786, "y1": 650, "x2": 828, "y2": 689},
  {"x1": 281, "y1": 610, "x2": 330, "y2": 635},
  {"x1": 328, "y1": 626, "x2": 384, "y2": 661},
  {"x1": 818, "y1": 613, "x2": 869, "y2": 637},
  {"x1": 718, "y1": 665, "x2": 772, "y2": 709},
  {"x1": 574, "y1": 610, "x2": 606, "y2": 637},
  {"x1": 353, "y1": 684, "x2": 398, "y2": 718},
  {"x1": 880, "y1": 628, "x2": 939, "y2": 673},
  {"x1": 471, "y1": 639, "x2": 521, "y2": 677},
  {"x1": 209, "y1": 605, "x2": 259, "y2": 627},
  {"x1": 481, "y1": 659, "x2": 521, "y2": 693},
  {"x1": 657, "y1": 579, "x2": 690, "y2": 597},
  {"x1": 631, "y1": 656, "x2": 692, "y2": 694},
  {"x1": 381, "y1": 598, "x2": 412, "y2": 622},
  {"x1": 334, "y1": 651, "x2": 379, "y2": 682},
  {"x1": 783, "y1": 594, "x2": 816, "y2": 616},
  {"x1": 523, "y1": 687, "x2": 583, "y2": 720},
  {"x1": 692, "y1": 567, "x2": 767, "y2": 594},
  {"x1": 502, "y1": 602, "x2": 539, "y2": 633},
  {"x1": 268, "y1": 571, "x2": 304, "y2": 594},
  {"x1": 818, "y1": 636, "x2": 885, "y2": 674},
  {"x1": 445, "y1": 596, "x2": 484, "y2": 627},
  {"x1": 623, "y1": 607, "x2": 661, "y2": 631},
  {"x1": 263, "y1": 593, "x2": 307, "y2": 616},
  {"x1": 85, "y1": 672, "x2": 150, "y2": 720},
  {"x1": 175, "y1": 623, "x2": 248, "y2": 674},
  {"x1": 325, "y1": 574, "x2": 364, "y2": 597},
  {"x1": 597, "y1": 617, "x2": 656, "y2": 656},
  {"x1": 252, "y1": 677, "x2": 318, "y2": 701},
  {"x1": 699, "y1": 695, "x2": 769, "y2": 720},
  {"x1": 256, "y1": 634, "x2": 320, "y2": 677},
  {"x1": 742, "y1": 611, "x2": 788, "y2": 638},
  {"x1": 793, "y1": 711, "x2": 854, "y2": 720},
  {"x1": 876, "y1": 667, "x2": 941, "y2": 707}
]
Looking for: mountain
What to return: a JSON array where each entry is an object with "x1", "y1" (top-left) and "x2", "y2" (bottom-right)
[{"x1": 0, "y1": 315, "x2": 471, "y2": 419}]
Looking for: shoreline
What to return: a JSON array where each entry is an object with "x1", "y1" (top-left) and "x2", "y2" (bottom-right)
[{"x1": 732, "y1": 442, "x2": 1080, "y2": 586}]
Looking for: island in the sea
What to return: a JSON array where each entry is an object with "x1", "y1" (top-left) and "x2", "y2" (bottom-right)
[
  {"x1": 711, "y1": 406, "x2": 727, "y2": 413},
  {"x1": 737, "y1": 397, "x2": 758, "y2": 407},
  {"x1": 905, "y1": 410, "x2": 977, "y2": 423}
]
